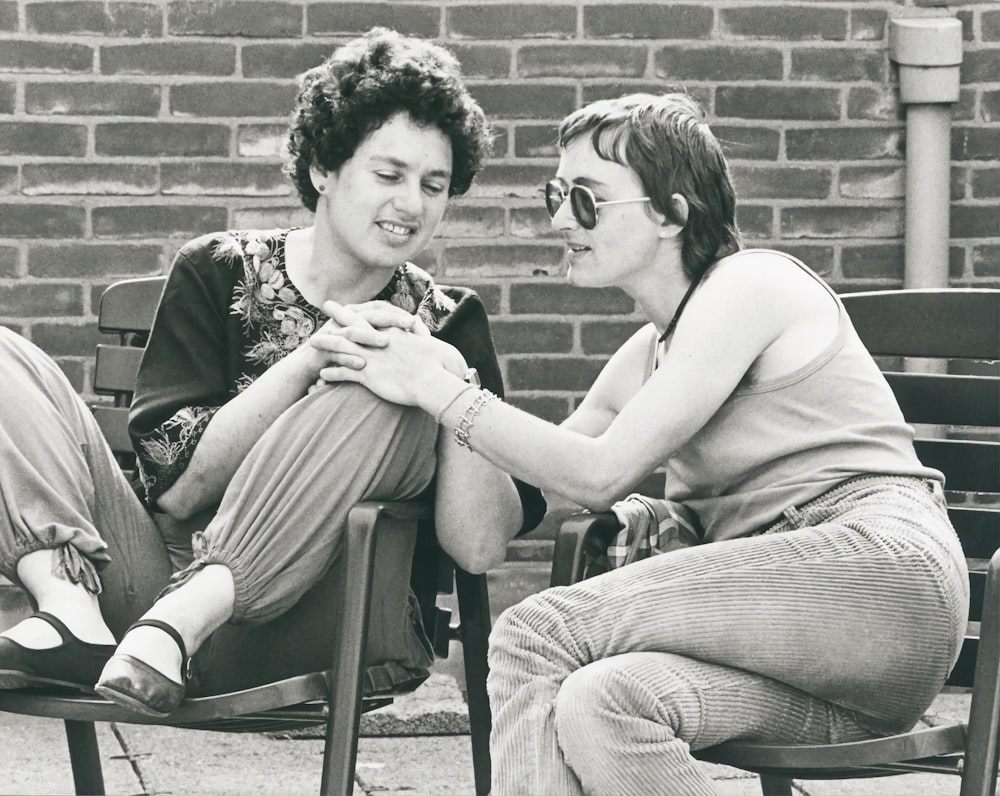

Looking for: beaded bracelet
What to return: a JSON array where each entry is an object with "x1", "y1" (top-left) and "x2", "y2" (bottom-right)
[{"x1": 454, "y1": 389, "x2": 498, "y2": 451}]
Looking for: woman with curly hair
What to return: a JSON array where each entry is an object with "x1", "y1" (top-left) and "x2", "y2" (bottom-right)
[{"x1": 0, "y1": 28, "x2": 543, "y2": 715}]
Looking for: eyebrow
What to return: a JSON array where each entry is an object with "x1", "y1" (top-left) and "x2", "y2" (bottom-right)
[
  {"x1": 370, "y1": 155, "x2": 451, "y2": 180},
  {"x1": 554, "y1": 175, "x2": 609, "y2": 191}
]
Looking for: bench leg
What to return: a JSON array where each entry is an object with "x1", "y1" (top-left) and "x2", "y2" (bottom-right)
[
  {"x1": 64, "y1": 720, "x2": 105, "y2": 795},
  {"x1": 759, "y1": 774, "x2": 793, "y2": 795},
  {"x1": 456, "y1": 569, "x2": 493, "y2": 796}
]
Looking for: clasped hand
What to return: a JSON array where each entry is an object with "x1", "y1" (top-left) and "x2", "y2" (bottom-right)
[{"x1": 307, "y1": 300, "x2": 465, "y2": 410}]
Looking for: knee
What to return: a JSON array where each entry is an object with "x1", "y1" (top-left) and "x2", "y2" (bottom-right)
[{"x1": 488, "y1": 590, "x2": 571, "y2": 665}]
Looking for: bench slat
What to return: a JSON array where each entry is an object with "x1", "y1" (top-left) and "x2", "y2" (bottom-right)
[
  {"x1": 98, "y1": 276, "x2": 165, "y2": 335},
  {"x1": 886, "y1": 373, "x2": 1000, "y2": 427},
  {"x1": 91, "y1": 405, "x2": 131, "y2": 455},
  {"x1": 914, "y1": 439, "x2": 1000, "y2": 494},
  {"x1": 94, "y1": 345, "x2": 142, "y2": 396}
]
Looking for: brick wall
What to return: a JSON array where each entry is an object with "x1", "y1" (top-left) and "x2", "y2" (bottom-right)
[{"x1": 0, "y1": 0, "x2": 998, "y2": 419}]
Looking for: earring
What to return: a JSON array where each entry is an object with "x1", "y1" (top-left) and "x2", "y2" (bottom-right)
[{"x1": 317, "y1": 184, "x2": 326, "y2": 193}]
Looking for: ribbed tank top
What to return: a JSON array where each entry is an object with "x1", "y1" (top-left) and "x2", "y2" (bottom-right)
[{"x1": 646, "y1": 250, "x2": 942, "y2": 542}]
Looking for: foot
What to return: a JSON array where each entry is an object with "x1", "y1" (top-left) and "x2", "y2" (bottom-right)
[
  {"x1": 95, "y1": 619, "x2": 189, "y2": 717},
  {"x1": 2, "y1": 614, "x2": 114, "y2": 649},
  {"x1": 110, "y1": 625, "x2": 184, "y2": 685},
  {"x1": 0, "y1": 612, "x2": 115, "y2": 691}
]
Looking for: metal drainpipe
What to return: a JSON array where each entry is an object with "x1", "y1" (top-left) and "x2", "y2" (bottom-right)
[{"x1": 888, "y1": 12, "x2": 963, "y2": 290}]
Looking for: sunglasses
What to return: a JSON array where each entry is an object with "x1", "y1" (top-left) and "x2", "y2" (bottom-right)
[{"x1": 544, "y1": 180, "x2": 651, "y2": 230}]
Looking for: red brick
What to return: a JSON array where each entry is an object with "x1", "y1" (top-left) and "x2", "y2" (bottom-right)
[
  {"x1": 735, "y1": 205, "x2": 773, "y2": 239},
  {"x1": 510, "y1": 207, "x2": 558, "y2": 240},
  {"x1": 730, "y1": 165, "x2": 832, "y2": 200},
  {"x1": 491, "y1": 127, "x2": 509, "y2": 158},
  {"x1": 0, "y1": 283, "x2": 84, "y2": 318},
  {"x1": 508, "y1": 356, "x2": 607, "y2": 392},
  {"x1": 850, "y1": 9, "x2": 887, "y2": 42},
  {"x1": 717, "y1": 87, "x2": 840, "y2": 121},
  {"x1": 170, "y1": 82, "x2": 296, "y2": 117},
  {"x1": 972, "y1": 245, "x2": 1000, "y2": 277},
  {"x1": 721, "y1": 6, "x2": 847, "y2": 41},
  {"x1": 513, "y1": 124, "x2": 559, "y2": 158},
  {"x1": 0, "y1": 165, "x2": 16, "y2": 194},
  {"x1": 790, "y1": 48, "x2": 885, "y2": 83},
  {"x1": 842, "y1": 244, "x2": 903, "y2": 280},
  {"x1": 951, "y1": 166, "x2": 966, "y2": 202},
  {"x1": 847, "y1": 87, "x2": 903, "y2": 121},
  {"x1": 781, "y1": 207, "x2": 902, "y2": 239},
  {"x1": 713, "y1": 126, "x2": 780, "y2": 161},
  {"x1": 242, "y1": 43, "x2": 335, "y2": 79},
  {"x1": 0, "y1": 82, "x2": 12, "y2": 114},
  {"x1": 961, "y1": 50, "x2": 1000, "y2": 84},
  {"x1": 96, "y1": 122, "x2": 231, "y2": 157},
  {"x1": 584, "y1": 4, "x2": 712, "y2": 40},
  {"x1": 470, "y1": 84, "x2": 577, "y2": 122},
  {"x1": 237, "y1": 124, "x2": 286, "y2": 158},
  {"x1": 232, "y1": 205, "x2": 312, "y2": 231},
  {"x1": 27, "y1": 82, "x2": 160, "y2": 116},
  {"x1": 952, "y1": 206, "x2": 1000, "y2": 239},
  {"x1": 448, "y1": 4, "x2": 575, "y2": 39},
  {"x1": 27, "y1": 2, "x2": 162, "y2": 36},
  {"x1": 29, "y1": 243, "x2": 164, "y2": 278},
  {"x1": 468, "y1": 164, "x2": 553, "y2": 201},
  {"x1": 443, "y1": 243, "x2": 564, "y2": 279},
  {"x1": 102, "y1": 42, "x2": 236, "y2": 76},
  {"x1": 490, "y1": 319, "x2": 573, "y2": 354},
  {"x1": 839, "y1": 166, "x2": 904, "y2": 200},
  {"x1": 161, "y1": 163, "x2": 290, "y2": 197},
  {"x1": 0, "y1": 204, "x2": 86, "y2": 237},
  {"x1": 447, "y1": 45, "x2": 511, "y2": 80},
  {"x1": 655, "y1": 46, "x2": 781, "y2": 82},
  {"x1": 1, "y1": 40, "x2": 94, "y2": 72},
  {"x1": 518, "y1": 45, "x2": 646, "y2": 79},
  {"x1": 583, "y1": 83, "x2": 712, "y2": 109},
  {"x1": 30, "y1": 321, "x2": 100, "y2": 356},
  {"x1": 506, "y1": 395, "x2": 571, "y2": 425},
  {"x1": 954, "y1": 88, "x2": 977, "y2": 123},
  {"x1": 57, "y1": 358, "x2": 87, "y2": 392},
  {"x1": 972, "y1": 169, "x2": 999, "y2": 200},
  {"x1": 168, "y1": 1, "x2": 302, "y2": 37},
  {"x1": 510, "y1": 283, "x2": 633, "y2": 315},
  {"x1": 0, "y1": 1, "x2": 17, "y2": 30},
  {"x1": 308, "y1": 3, "x2": 438, "y2": 38},
  {"x1": 777, "y1": 245, "x2": 834, "y2": 278},
  {"x1": 93, "y1": 205, "x2": 228, "y2": 238},
  {"x1": 22, "y1": 163, "x2": 158, "y2": 195},
  {"x1": 581, "y1": 320, "x2": 644, "y2": 355},
  {"x1": 0, "y1": 246, "x2": 19, "y2": 278},
  {"x1": 461, "y1": 283, "x2": 502, "y2": 315},
  {"x1": 983, "y1": 9, "x2": 1000, "y2": 41},
  {"x1": 952, "y1": 127, "x2": 1000, "y2": 161},
  {"x1": 786, "y1": 128, "x2": 902, "y2": 161},
  {"x1": 439, "y1": 205, "x2": 504, "y2": 239},
  {"x1": 985, "y1": 91, "x2": 1000, "y2": 123}
]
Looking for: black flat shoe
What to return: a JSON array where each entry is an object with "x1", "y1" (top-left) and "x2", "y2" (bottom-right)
[
  {"x1": 94, "y1": 619, "x2": 188, "y2": 718},
  {"x1": 0, "y1": 611, "x2": 115, "y2": 692}
]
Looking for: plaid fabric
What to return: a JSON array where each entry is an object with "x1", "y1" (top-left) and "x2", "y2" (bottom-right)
[{"x1": 606, "y1": 495, "x2": 702, "y2": 569}]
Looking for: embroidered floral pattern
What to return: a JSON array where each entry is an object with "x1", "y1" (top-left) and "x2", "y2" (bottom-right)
[{"x1": 136, "y1": 228, "x2": 458, "y2": 505}]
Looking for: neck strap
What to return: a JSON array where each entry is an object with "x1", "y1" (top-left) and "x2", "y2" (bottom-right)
[{"x1": 658, "y1": 270, "x2": 706, "y2": 344}]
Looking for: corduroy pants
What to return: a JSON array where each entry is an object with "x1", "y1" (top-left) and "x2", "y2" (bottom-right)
[
  {"x1": 488, "y1": 476, "x2": 969, "y2": 795},
  {"x1": 0, "y1": 326, "x2": 437, "y2": 694}
]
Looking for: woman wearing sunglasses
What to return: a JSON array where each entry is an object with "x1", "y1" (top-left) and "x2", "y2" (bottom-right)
[{"x1": 318, "y1": 92, "x2": 968, "y2": 795}]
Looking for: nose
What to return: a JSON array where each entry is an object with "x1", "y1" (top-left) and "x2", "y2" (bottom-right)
[
  {"x1": 392, "y1": 177, "x2": 424, "y2": 217},
  {"x1": 551, "y1": 197, "x2": 578, "y2": 232}
]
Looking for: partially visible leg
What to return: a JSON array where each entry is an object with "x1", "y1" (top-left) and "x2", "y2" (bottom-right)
[
  {"x1": 0, "y1": 328, "x2": 168, "y2": 650},
  {"x1": 489, "y1": 483, "x2": 966, "y2": 795},
  {"x1": 109, "y1": 383, "x2": 438, "y2": 688},
  {"x1": 553, "y1": 652, "x2": 878, "y2": 796}
]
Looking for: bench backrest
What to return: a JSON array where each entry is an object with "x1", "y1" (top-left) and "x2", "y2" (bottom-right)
[{"x1": 840, "y1": 289, "x2": 1000, "y2": 688}]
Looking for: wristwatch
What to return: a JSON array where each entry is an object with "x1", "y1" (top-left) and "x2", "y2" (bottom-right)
[{"x1": 463, "y1": 367, "x2": 481, "y2": 387}]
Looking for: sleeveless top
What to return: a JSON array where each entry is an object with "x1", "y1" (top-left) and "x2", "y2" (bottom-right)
[{"x1": 645, "y1": 250, "x2": 942, "y2": 542}]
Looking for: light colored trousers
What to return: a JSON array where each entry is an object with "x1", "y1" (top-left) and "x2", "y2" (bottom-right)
[
  {"x1": 0, "y1": 327, "x2": 437, "y2": 694},
  {"x1": 488, "y1": 476, "x2": 969, "y2": 795}
]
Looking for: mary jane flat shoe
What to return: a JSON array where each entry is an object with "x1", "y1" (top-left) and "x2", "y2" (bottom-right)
[
  {"x1": 0, "y1": 611, "x2": 115, "y2": 692},
  {"x1": 94, "y1": 618, "x2": 188, "y2": 718}
]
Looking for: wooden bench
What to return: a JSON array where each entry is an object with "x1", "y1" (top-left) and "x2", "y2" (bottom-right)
[
  {"x1": 552, "y1": 288, "x2": 1000, "y2": 796},
  {"x1": 0, "y1": 275, "x2": 494, "y2": 796}
]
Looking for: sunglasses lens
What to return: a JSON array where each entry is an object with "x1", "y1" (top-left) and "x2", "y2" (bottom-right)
[
  {"x1": 570, "y1": 187, "x2": 597, "y2": 229},
  {"x1": 544, "y1": 182, "x2": 563, "y2": 218}
]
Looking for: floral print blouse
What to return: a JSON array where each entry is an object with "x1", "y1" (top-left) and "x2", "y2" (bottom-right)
[{"x1": 128, "y1": 228, "x2": 540, "y2": 522}]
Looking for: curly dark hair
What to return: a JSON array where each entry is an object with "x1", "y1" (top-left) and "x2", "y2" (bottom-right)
[
  {"x1": 558, "y1": 93, "x2": 742, "y2": 281},
  {"x1": 285, "y1": 28, "x2": 493, "y2": 212}
]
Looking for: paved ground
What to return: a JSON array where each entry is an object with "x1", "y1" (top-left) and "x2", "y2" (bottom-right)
[{"x1": 0, "y1": 671, "x2": 972, "y2": 795}]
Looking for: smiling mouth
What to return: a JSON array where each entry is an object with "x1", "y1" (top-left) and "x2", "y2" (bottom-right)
[
  {"x1": 568, "y1": 244, "x2": 591, "y2": 253},
  {"x1": 377, "y1": 221, "x2": 417, "y2": 238}
]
